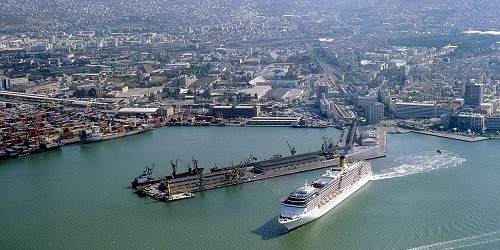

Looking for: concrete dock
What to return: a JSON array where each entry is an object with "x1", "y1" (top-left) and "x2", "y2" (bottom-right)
[
  {"x1": 134, "y1": 125, "x2": 390, "y2": 202},
  {"x1": 411, "y1": 130, "x2": 489, "y2": 142}
]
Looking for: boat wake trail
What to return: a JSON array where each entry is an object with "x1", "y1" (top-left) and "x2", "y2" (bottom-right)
[
  {"x1": 408, "y1": 230, "x2": 500, "y2": 250},
  {"x1": 371, "y1": 151, "x2": 466, "y2": 180}
]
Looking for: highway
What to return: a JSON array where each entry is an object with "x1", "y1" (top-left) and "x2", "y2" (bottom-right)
[{"x1": 0, "y1": 91, "x2": 107, "y2": 108}]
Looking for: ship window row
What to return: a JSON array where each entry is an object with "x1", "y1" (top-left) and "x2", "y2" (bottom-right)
[
  {"x1": 285, "y1": 194, "x2": 319, "y2": 205},
  {"x1": 286, "y1": 197, "x2": 307, "y2": 202},
  {"x1": 312, "y1": 183, "x2": 326, "y2": 188},
  {"x1": 284, "y1": 200, "x2": 306, "y2": 206}
]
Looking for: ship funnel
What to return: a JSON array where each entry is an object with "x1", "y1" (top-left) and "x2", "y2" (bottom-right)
[{"x1": 340, "y1": 155, "x2": 346, "y2": 168}]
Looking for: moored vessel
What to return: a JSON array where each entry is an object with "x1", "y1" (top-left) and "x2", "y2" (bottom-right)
[
  {"x1": 131, "y1": 165, "x2": 158, "y2": 188},
  {"x1": 40, "y1": 137, "x2": 62, "y2": 151},
  {"x1": 80, "y1": 123, "x2": 153, "y2": 143},
  {"x1": 131, "y1": 159, "x2": 204, "y2": 189}
]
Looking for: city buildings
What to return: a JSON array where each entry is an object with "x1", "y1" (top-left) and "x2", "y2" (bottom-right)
[
  {"x1": 0, "y1": 0, "x2": 498, "y2": 140},
  {"x1": 209, "y1": 105, "x2": 260, "y2": 119}
]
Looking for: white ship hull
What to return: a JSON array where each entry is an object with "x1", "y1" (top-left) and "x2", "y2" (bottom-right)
[
  {"x1": 84, "y1": 126, "x2": 153, "y2": 143},
  {"x1": 279, "y1": 171, "x2": 371, "y2": 231}
]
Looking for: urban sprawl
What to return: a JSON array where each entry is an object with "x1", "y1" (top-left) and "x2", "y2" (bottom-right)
[{"x1": 1, "y1": 0, "x2": 500, "y2": 158}]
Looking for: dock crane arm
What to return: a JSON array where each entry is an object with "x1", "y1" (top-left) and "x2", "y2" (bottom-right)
[{"x1": 286, "y1": 141, "x2": 297, "y2": 156}]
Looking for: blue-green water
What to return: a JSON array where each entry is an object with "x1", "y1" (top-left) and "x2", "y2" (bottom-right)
[{"x1": 1, "y1": 127, "x2": 499, "y2": 249}]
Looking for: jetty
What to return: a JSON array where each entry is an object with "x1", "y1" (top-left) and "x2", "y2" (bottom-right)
[
  {"x1": 132, "y1": 125, "x2": 388, "y2": 202},
  {"x1": 411, "y1": 130, "x2": 489, "y2": 142}
]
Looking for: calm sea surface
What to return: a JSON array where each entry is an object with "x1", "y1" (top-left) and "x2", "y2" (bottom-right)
[{"x1": 1, "y1": 126, "x2": 500, "y2": 249}]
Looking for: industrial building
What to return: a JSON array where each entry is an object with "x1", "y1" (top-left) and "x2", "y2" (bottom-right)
[
  {"x1": 246, "y1": 116, "x2": 301, "y2": 126},
  {"x1": 441, "y1": 113, "x2": 485, "y2": 132},
  {"x1": 238, "y1": 85, "x2": 272, "y2": 101},
  {"x1": 117, "y1": 107, "x2": 169, "y2": 117},
  {"x1": 209, "y1": 105, "x2": 260, "y2": 119},
  {"x1": 360, "y1": 130, "x2": 379, "y2": 146},
  {"x1": 394, "y1": 102, "x2": 449, "y2": 119}
]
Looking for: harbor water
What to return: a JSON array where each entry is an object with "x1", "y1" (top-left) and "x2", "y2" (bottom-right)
[{"x1": 1, "y1": 126, "x2": 500, "y2": 249}]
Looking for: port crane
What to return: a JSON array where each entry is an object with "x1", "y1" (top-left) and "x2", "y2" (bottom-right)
[
  {"x1": 193, "y1": 157, "x2": 205, "y2": 189},
  {"x1": 321, "y1": 136, "x2": 335, "y2": 150},
  {"x1": 169, "y1": 160, "x2": 179, "y2": 178},
  {"x1": 286, "y1": 141, "x2": 297, "y2": 156}
]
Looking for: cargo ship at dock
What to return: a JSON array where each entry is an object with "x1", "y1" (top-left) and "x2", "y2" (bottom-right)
[
  {"x1": 131, "y1": 159, "x2": 204, "y2": 189},
  {"x1": 278, "y1": 155, "x2": 371, "y2": 231},
  {"x1": 0, "y1": 136, "x2": 62, "y2": 160},
  {"x1": 80, "y1": 123, "x2": 153, "y2": 143}
]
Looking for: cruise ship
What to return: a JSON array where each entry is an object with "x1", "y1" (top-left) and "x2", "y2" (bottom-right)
[{"x1": 278, "y1": 156, "x2": 371, "y2": 231}]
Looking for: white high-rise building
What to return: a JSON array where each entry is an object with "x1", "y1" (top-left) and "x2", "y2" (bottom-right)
[{"x1": 1, "y1": 77, "x2": 11, "y2": 90}]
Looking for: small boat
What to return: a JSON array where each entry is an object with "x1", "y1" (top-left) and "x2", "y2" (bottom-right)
[
  {"x1": 307, "y1": 123, "x2": 328, "y2": 129},
  {"x1": 436, "y1": 149, "x2": 442, "y2": 154},
  {"x1": 135, "y1": 189, "x2": 148, "y2": 197},
  {"x1": 159, "y1": 194, "x2": 172, "y2": 202},
  {"x1": 0, "y1": 150, "x2": 10, "y2": 160},
  {"x1": 270, "y1": 154, "x2": 283, "y2": 159},
  {"x1": 159, "y1": 192, "x2": 195, "y2": 202},
  {"x1": 210, "y1": 164, "x2": 223, "y2": 172}
]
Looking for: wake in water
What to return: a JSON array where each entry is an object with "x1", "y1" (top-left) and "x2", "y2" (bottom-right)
[
  {"x1": 409, "y1": 230, "x2": 500, "y2": 250},
  {"x1": 371, "y1": 150, "x2": 466, "y2": 180}
]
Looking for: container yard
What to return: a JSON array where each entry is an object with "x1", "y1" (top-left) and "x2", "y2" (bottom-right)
[{"x1": 0, "y1": 102, "x2": 167, "y2": 160}]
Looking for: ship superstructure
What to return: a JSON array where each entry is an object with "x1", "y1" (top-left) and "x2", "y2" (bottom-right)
[{"x1": 278, "y1": 156, "x2": 371, "y2": 231}]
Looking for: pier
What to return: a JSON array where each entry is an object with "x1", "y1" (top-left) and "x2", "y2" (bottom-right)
[
  {"x1": 133, "y1": 125, "x2": 389, "y2": 202},
  {"x1": 411, "y1": 130, "x2": 489, "y2": 142}
]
